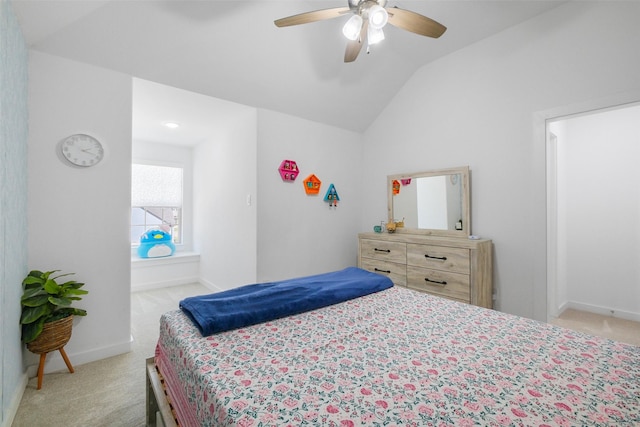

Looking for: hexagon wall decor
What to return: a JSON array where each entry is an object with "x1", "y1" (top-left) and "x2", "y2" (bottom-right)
[{"x1": 278, "y1": 159, "x2": 299, "y2": 181}]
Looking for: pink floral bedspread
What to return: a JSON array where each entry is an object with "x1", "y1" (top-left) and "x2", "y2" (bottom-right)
[{"x1": 156, "y1": 286, "x2": 640, "y2": 427}]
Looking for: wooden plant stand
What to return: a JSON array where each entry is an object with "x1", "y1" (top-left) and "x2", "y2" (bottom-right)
[
  {"x1": 34, "y1": 347, "x2": 75, "y2": 390},
  {"x1": 26, "y1": 316, "x2": 75, "y2": 390}
]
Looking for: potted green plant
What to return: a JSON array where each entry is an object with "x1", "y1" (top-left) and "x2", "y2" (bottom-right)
[
  {"x1": 20, "y1": 270, "x2": 88, "y2": 345},
  {"x1": 20, "y1": 270, "x2": 88, "y2": 389}
]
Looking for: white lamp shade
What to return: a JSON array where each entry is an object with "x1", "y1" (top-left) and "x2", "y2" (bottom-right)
[
  {"x1": 342, "y1": 14, "x2": 363, "y2": 40},
  {"x1": 368, "y1": 5, "x2": 388, "y2": 30},
  {"x1": 367, "y1": 26, "x2": 385, "y2": 45}
]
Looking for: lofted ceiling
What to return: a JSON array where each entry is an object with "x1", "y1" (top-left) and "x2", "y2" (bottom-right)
[{"x1": 13, "y1": 0, "x2": 565, "y2": 141}]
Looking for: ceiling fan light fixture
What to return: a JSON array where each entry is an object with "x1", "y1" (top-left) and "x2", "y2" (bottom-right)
[
  {"x1": 367, "y1": 26, "x2": 385, "y2": 45},
  {"x1": 274, "y1": 0, "x2": 446, "y2": 63},
  {"x1": 368, "y1": 4, "x2": 388, "y2": 30},
  {"x1": 342, "y1": 14, "x2": 363, "y2": 40}
]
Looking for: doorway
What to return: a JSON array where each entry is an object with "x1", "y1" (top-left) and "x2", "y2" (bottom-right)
[{"x1": 546, "y1": 103, "x2": 640, "y2": 341}]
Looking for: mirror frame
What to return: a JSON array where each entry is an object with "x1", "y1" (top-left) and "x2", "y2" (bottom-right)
[{"x1": 387, "y1": 166, "x2": 470, "y2": 237}]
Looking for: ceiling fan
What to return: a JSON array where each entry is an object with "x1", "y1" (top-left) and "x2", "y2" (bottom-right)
[{"x1": 274, "y1": 0, "x2": 446, "y2": 63}]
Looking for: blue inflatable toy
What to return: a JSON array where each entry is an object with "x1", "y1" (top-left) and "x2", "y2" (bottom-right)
[{"x1": 137, "y1": 229, "x2": 175, "y2": 258}]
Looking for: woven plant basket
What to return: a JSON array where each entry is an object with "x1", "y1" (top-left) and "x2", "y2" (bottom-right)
[{"x1": 27, "y1": 315, "x2": 73, "y2": 354}]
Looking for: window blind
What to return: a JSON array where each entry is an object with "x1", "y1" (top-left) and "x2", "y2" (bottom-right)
[{"x1": 131, "y1": 164, "x2": 182, "y2": 207}]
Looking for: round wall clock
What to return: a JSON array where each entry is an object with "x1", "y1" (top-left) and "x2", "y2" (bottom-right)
[{"x1": 60, "y1": 134, "x2": 104, "y2": 167}]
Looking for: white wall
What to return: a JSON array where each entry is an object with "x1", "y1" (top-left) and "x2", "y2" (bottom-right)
[
  {"x1": 27, "y1": 52, "x2": 132, "y2": 371},
  {"x1": 193, "y1": 106, "x2": 258, "y2": 290},
  {"x1": 256, "y1": 109, "x2": 364, "y2": 282},
  {"x1": 131, "y1": 252, "x2": 200, "y2": 292},
  {"x1": 555, "y1": 105, "x2": 640, "y2": 320},
  {"x1": 361, "y1": 1, "x2": 640, "y2": 319}
]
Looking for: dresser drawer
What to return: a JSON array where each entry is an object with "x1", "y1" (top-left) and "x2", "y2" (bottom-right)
[
  {"x1": 360, "y1": 239, "x2": 407, "y2": 264},
  {"x1": 360, "y1": 258, "x2": 407, "y2": 287},
  {"x1": 406, "y1": 265, "x2": 470, "y2": 302},
  {"x1": 406, "y1": 244, "x2": 469, "y2": 274}
]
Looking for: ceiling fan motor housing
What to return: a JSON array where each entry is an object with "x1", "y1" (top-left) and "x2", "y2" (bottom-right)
[{"x1": 349, "y1": 0, "x2": 388, "y2": 12}]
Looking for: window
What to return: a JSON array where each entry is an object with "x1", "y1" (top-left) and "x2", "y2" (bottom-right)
[{"x1": 131, "y1": 164, "x2": 183, "y2": 245}]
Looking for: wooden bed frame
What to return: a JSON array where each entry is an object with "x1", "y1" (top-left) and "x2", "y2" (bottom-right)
[{"x1": 146, "y1": 357, "x2": 178, "y2": 427}]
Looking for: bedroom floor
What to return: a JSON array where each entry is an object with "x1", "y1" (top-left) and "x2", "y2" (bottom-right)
[
  {"x1": 549, "y1": 308, "x2": 640, "y2": 346},
  {"x1": 11, "y1": 285, "x2": 640, "y2": 426},
  {"x1": 12, "y1": 282, "x2": 210, "y2": 427}
]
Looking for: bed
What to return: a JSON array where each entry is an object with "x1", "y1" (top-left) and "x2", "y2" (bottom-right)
[{"x1": 147, "y1": 268, "x2": 640, "y2": 426}]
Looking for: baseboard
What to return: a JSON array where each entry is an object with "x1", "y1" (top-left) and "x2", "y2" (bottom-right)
[
  {"x1": 1, "y1": 372, "x2": 28, "y2": 427},
  {"x1": 131, "y1": 276, "x2": 200, "y2": 292},
  {"x1": 561, "y1": 301, "x2": 640, "y2": 323},
  {"x1": 556, "y1": 301, "x2": 569, "y2": 317},
  {"x1": 198, "y1": 278, "x2": 222, "y2": 292},
  {"x1": 26, "y1": 337, "x2": 133, "y2": 377}
]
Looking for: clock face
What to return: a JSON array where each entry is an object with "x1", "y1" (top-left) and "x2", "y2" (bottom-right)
[{"x1": 60, "y1": 134, "x2": 104, "y2": 167}]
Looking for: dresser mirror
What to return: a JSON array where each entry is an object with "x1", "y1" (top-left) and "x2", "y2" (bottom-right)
[{"x1": 388, "y1": 166, "x2": 470, "y2": 237}]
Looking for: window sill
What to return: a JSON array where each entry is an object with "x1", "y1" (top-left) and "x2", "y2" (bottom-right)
[{"x1": 131, "y1": 251, "x2": 200, "y2": 267}]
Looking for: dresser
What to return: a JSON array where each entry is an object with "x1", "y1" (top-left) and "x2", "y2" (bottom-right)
[{"x1": 358, "y1": 232, "x2": 493, "y2": 308}]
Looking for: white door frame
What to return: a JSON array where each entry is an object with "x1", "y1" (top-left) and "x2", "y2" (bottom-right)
[
  {"x1": 546, "y1": 131, "x2": 559, "y2": 319},
  {"x1": 533, "y1": 90, "x2": 640, "y2": 322}
]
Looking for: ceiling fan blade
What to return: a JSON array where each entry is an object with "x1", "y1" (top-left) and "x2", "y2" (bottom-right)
[
  {"x1": 275, "y1": 7, "x2": 350, "y2": 27},
  {"x1": 386, "y1": 7, "x2": 446, "y2": 38},
  {"x1": 344, "y1": 21, "x2": 368, "y2": 63}
]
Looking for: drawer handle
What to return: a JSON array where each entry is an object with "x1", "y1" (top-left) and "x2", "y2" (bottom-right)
[
  {"x1": 374, "y1": 248, "x2": 391, "y2": 253},
  {"x1": 424, "y1": 254, "x2": 447, "y2": 261},
  {"x1": 374, "y1": 268, "x2": 391, "y2": 274},
  {"x1": 425, "y1": 278, "x2": 447, "y2": 286}
]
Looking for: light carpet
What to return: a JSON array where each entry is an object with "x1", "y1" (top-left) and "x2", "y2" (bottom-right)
[
  {"x1": 12, "y1": 283, "x2": 209, "y2": 427},
  {"x1": 549, "y1": 308, "x2": 640, "y2": 346}
]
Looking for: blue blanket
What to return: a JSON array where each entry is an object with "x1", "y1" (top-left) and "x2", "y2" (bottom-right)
[{"x1": 179, "y1": 267, "x2": 393, "y2": 336}]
